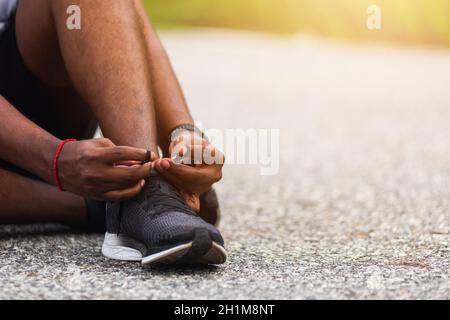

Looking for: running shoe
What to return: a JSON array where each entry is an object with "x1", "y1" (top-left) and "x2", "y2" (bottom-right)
[{"x1": 101, "y1": 172, "x2": 227, "y2": 266}]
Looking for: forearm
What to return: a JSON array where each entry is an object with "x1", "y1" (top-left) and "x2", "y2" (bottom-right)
[
  {"x1": 0, "y1": 96, "x2": 60, "y2": 183},
  {"x1": 135, "y1": 1, "x2": 194, "y2": 151}
]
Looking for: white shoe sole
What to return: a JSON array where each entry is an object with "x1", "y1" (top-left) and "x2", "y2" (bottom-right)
[{"x1": 102, "y1": 232, "x2": 227, "y2": 266}]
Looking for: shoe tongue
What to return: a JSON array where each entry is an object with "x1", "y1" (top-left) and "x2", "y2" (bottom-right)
[{"x1": 144, "y1": 171, "x2": 195, "y2": 215}]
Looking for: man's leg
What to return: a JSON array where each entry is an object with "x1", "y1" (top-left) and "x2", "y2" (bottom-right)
[
  {"x1": 132, "y1": 0, "x2": 194, "y2": 151},
  {"x1": 0, "y1": 167, "x2": 86, "y2": 224},
  {"x1": 8, "y1": 0, "x2": 226, "y2": 264},
  {"x1": 16, "y1": 0, "x2": 159, "y2": 153},
  {"x1": 0, "y1": 1, "x2": 94, "y2": 225},
  {"x1": 1, "y1": 0, "x2": 160, "y2": 224},
  {"x1": 1, "y1": 0, "x2": 206, "y2": 225}
]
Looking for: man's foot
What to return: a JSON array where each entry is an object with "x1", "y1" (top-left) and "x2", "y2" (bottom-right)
[
  {"x1": 101, "y1": 172, "x2": 227, "y2": 266},
  {"x1": 199, "y1": 189, "x2": 221, "y2": 227}
]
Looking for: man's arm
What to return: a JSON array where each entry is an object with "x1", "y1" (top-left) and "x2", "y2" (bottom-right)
[
  {"x1": 134, "y1": 0, "x2": 194, "y2": 152},
  {"x1": 0, "y1": 95, "x2": 152, "y2": 201},
  {"x1": 0, "y1": 95, "x2": 59, "y2": 183},
  {"x1": 134, "y1": 2, "x2": 224, "y2": 209}
]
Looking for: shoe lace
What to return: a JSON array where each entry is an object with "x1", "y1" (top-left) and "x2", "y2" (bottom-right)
[
  {"x1": 145, "y1": 174, "x2": 195, "y2": 214},
  {"x1": 116, "y1": 173, "x2": 194, "y2": 235}
]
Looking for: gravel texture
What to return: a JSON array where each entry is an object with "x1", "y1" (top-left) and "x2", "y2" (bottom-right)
[{"x1": 0, "y1": 30, "x2": 449, "y2": 300}]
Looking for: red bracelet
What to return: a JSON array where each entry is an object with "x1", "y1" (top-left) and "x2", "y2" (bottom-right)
[{"x1": 53, "y1": 139, "x2": 76, "y2": 191}]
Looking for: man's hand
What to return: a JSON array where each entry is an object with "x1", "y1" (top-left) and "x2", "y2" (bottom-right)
[
  {"x1": 58, "y1": 138, "x2": 154, "y2": 201},
  {"x1": 154, "y1": 132, "x2": 224, "y2": 211}
]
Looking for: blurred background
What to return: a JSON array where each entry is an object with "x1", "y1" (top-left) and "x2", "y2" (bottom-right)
[
  {"x1": 144, "y1": 0, "x2": 450, "y2": 47},
  {"x1": 142, "y1": 0, "x2": 450, "y2": 299},
  {"x1": 2, "y1": 1, "x2": 449, "y2": 300}
]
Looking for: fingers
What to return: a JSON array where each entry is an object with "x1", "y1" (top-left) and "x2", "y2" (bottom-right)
[
  {"x1": 99, "y1": 146, "x2": 153, "y2": 164},
  {"x1": 169, "y1": 135, "x2": 206, "y2": 160},
  {"x1": 172, "y1": 145, "x2": 202, "y2": 165},
  {"x1": 202, "y1": 146, "x2": 225, "y2": 166},
  {"x1": 169, "y1": 133, "x2": 225, "y2": 166},
  {"x1": 104, "y1": 162, "x2": 152, "y2": 188},
  {"x1": 115, "y1": 160, "x2": 143, "y2": 167},
  {"x1": 109, "y1": 153, "x2": 157, "y2": 167},
  {"x1": 101, "y1": 180, "x2": 146, "y2": 201},
  {"x1": 155, "y1": 159, "x2": 198, "y2": 182},
  {"x1": 156, "y1": 158, "x2": 222, "y2": 180},
  {"x1": 91, "y1": 139, "x2": 157, "y2": 164},
  {"x1": 154, "y1": 160, "x2": 195, "y2": 191},
  {"x1": 172, "y1": 145, "x2": 225, "y2": 166},
  {"x1": 154, "y1": 159, "x2": 222, "y2": 195}
]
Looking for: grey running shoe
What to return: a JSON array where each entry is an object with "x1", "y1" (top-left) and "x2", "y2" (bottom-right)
[{"x1": 101, "y1": 172, "x2": 227, "y2": 266}]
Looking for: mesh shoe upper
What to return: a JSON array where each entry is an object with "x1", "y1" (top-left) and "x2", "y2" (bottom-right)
[{"x1": 106, "y1": 172, "x2": 224, "y2": 254}]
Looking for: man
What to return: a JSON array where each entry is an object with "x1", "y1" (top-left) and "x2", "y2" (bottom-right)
[{"x1": 0, "y1": 0, "x2": 226, "y2": 265}]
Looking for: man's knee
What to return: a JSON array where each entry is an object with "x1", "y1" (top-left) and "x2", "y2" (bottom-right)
[
  {"x1": 48, "y1": 0, "x2": 140, "y2": 21},
  {"x1": 16, "y1": 0, "x2": 69, "y2": 86}
]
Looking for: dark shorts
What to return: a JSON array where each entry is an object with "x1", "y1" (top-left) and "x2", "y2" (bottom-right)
[
  {"x1": 0, "y1": 9, "x2": 44, "y2": 177},
  {"x1": 0, "y1": 10, "x2": 105, "y2": 232},
  {"x1": 0, "y1": 9, "x2": 54, "y2": 134},
  {"x1": 1, "y1": 7, "x2": 96, "y2": 135}
]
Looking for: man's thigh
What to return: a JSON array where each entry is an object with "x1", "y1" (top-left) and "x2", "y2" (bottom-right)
[
  {"x1": 0, "y1": 1, "x2": 96, "y2": 140},
  {"x1": 16, "y1": 0, "x2": 69, "y2": 87}
]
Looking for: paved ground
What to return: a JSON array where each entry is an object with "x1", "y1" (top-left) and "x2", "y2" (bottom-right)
[{"x1": 1, "y1": 30, "x2": 450, "y2": 300}]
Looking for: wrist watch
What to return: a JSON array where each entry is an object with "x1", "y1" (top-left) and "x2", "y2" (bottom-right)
[{"x1": 168, "y1": 124, "x2": 208, "y2": 142}]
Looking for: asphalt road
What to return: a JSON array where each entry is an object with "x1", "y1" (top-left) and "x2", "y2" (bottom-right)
[{"x1": 0, "y1": 30, "x2": 449, "y2": 299}]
